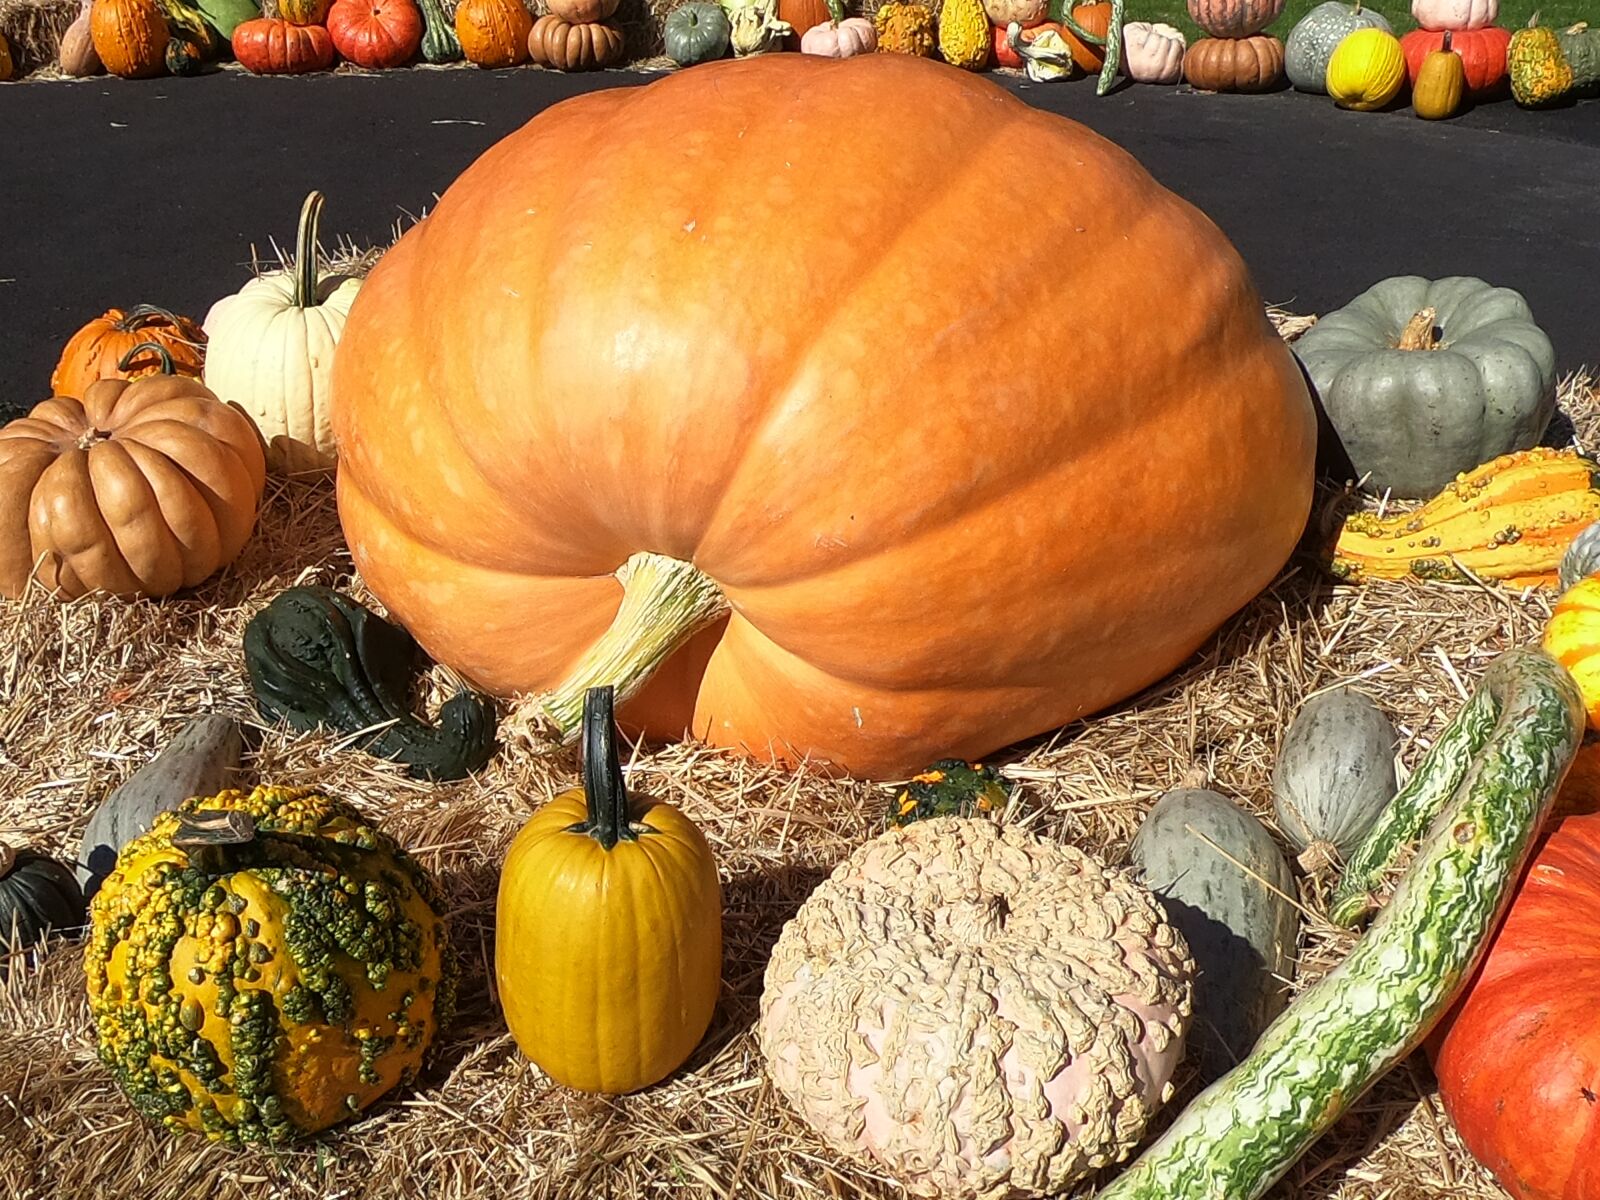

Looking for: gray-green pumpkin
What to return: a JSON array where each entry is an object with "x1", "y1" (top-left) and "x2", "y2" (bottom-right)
[
  {"x1": 77, "y1": 714, "x2": 245, "y2": 901},
  {"x1": 665, "y1": 1, "x2": 733, "y2": 64},
  {"x1": 1, "y1": 845, "x2": 86, "y2": 979},
  {"x1": 1294, "y1": 276, "x2": 1557, "y2": 499},
  {"x1": 1284, "y1": 0, "x2": 1391, "y2": 92},
  {"x1": 1272, "y1": 688, "x2": 1396, "y2": 873},
  {"x1": 1130, "y1": 788, "x2": 1299, "y2": 1083}
]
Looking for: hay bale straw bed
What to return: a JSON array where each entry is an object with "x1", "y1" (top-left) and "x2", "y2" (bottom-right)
[{"x1": 2, "y1": 309, "x2": 1598, "y2": 1199}]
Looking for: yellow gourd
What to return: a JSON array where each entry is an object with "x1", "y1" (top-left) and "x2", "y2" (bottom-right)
[
  {"x1": 496, "y1": 687, "x2": 722, "y2": 1094},
  {"x1": 1327, "y1": 26, "x2": 1407, "y2": 109},
  {"x1": 1546, "y1": 578, "x2": 1600, "y2": 731},
  {"x1": 937, "y1": 0, "x2": 989, "y2": 68},
  {"x1": 1412, "y1": 29, "x2": 1465, "y2": 118}
]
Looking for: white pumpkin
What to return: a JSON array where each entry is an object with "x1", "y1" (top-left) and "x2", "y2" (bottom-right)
[
  {"x1": 1121, "y1": 20, "x2": 1186, "y2": 81},
  {"x1": 1410, "y1": 0, "x2": 1496, "y2": 30},
  {"x1": 202, "y1": 191, "x2": 362, "y2": 476}
]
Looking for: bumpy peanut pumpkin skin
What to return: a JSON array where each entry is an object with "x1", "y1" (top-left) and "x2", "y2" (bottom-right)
[
  {"x1": 759, "y1": 817, "x2": 1194, "y2": 1200},
  {"x1": 332, "y1": 55, "x2": 1316, "y2": 780}
]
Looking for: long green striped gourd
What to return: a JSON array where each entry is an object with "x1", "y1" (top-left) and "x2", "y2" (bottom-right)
[{"x1": 1097, "y1": 647, "x2": 1583, "y2": 1200}]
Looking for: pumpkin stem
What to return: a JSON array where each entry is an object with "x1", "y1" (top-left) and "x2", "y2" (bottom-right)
[
  {"x1": 1395, "y1": 307, "x2": 1441, "y2": 351},
  {"x1": 172, "y1": 809, "x2": 258, "y2": 876},
  {"x1": 575, "y1": 686, "x2": 637, "y2": 851},
  {"x1": 506, "y1": 551, "x2": 730, "y2": 752},
  {"x1": 116, "y1": 341, "x2": 178, "y2": 375},
  {"x1": 292, "y1": 191, "x2": 327, "y2": 311},
  {"x1": 117, "y1": 304, "x2": 187, "y2": 332}
]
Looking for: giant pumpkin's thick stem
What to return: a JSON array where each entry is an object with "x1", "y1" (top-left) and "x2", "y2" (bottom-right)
[{"x1": 507, "y1": 552, "x2": 730, "y2": 752}]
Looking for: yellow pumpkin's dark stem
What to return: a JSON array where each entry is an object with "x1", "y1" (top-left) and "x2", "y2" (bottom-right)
[
  {"x1": 172, "y1": 810, "x2": 258, "y2": 876},
  {"x1": 293, "y1": 191, "x2": 326, "y2": 311},
  {"x1": 116, "y1": 340, "x2": 178, "y2": 376},
  {"x1": 577, "y1": 686, "x2": 637, "y2": 851}
]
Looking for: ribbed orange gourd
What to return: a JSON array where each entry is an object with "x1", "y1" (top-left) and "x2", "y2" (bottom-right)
[
  {"x1": 331, "y1": 55, "x2": 1316, "y2": 780},
  {"x1": 496, "y1": 687, "x2": 722, "y2": 1094}
]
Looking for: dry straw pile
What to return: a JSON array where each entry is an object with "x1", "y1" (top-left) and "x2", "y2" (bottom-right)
[{"x1": 2, "y1": 309, "x2": 1597, "y2": 1200}]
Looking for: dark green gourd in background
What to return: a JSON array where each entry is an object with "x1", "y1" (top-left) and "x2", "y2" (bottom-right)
[
  {"x1": 1293, "y1": 276, "x2": 1556, "y2": 498},
  {"x1": 0, "y1": 845, "x2": 86, "y2": 979},
  {"x1": 664, "y1": 1, "x2": 732, "y2": 64},
  {"x1": 1130, "y1": 787, "x2": 1299, "y2": 1083},
  {"x1": 244, "y1": 586, "x2": 497, "y2": 781},
  {"x1": 1272, "y1": 689, "x2": 1397, "y2": 873}
]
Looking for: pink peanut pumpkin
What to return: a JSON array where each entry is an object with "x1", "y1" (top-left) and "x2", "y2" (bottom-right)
[
  {"x1": 800, "y1": 15, "x2": 875, "y2": 53},
  {"x1": 1186, "y1": 0, "x2": 1282, "y2": 38},
  {"x1": 758, "y1": 819, "x2": 1195, "y2": 1200},
  {"x1": 1121, "y1": 20, "x2": 1185, "y2": 80},
  {"x1": 1411, "y1": 0, "x2": 1497, "y2": 30}
]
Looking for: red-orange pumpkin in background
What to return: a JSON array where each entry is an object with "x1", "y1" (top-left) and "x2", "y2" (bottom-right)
[
  {"x1": 1399, "y1": 25, "x2": 1509, "y2": 92},
  {"x1": 331, "y1": 55, "x2": 1316, "y2": 779},
  {"x1": 1428, "y1": 811, "x2": 1600, "y2": 1200},
  {"x1": 232, "y1": 17, "x2": 336, "y2": 70},
  {"x1": 51, "y1": 306, "x2": 206, "y2": 399},
  {"x1": 327, "y1": 0, "x2": 422, "y2": 66}
]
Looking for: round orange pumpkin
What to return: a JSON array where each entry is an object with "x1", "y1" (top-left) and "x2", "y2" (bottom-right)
[
  {"x1": 51, "y1": 305, "x2": 206, "y2": 399},
  {"x1": 454, "y1": 0, "x2": 531, "y2": 65},
  {"x1": 526, "y1": 13, "x2": 622, "y2": 68},
  {"x1": 89, "y1": 0, "x2": 168, "y2": 76},
  {"x1": 0, "y1": 347, "x2": 266, "y2": 600},
  {"x1": 331, "y1": 55, "x2": 1315, "y2": 779}
]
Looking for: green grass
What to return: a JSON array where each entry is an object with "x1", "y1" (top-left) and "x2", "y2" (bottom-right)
[{"x1": 1117, "y1": 0, "x2": 1592, "y2": 43}]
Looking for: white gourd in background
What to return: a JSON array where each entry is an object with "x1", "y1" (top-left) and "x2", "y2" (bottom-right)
[{"x1": 203, "y1": 191, "x2": 361, "y2": 475}]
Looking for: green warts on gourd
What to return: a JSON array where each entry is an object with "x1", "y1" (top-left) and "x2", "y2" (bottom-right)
[{"x1": 505, "y1": 552, "x2": 729, "y2": 752}]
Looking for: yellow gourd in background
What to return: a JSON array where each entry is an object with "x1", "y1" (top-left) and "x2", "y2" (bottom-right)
[
  {"x1": 1412, "y1": 28, "x2": 1466, "y2": 117},
  {"x1": 496, "y1": 687, "x2": 723, "y2": 1094},
  {"x1": 1327, "y1": 25, "x2": 1407, "y2": 109}
]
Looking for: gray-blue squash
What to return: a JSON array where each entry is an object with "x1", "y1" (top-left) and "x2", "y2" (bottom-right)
[
  {"x1": 1130, "y1": 788, "x2": 1299, "y2": 1083},
  {"x1": 1284, "y1": 0, "x2": 1392, "y2": 92},
  {"x1": 76, "y1": 714, "x2": 245, "y2": 900},
  {"x1": 1272, "y1": 688, "x2": 1397, "y2": 873},
  {"x1": 1293, "y1": 276, "x2": 1557, "y2": 498}
]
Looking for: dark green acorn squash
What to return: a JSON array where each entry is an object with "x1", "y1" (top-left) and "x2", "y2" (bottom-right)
[
  {"x1": 1130, "y1": 787, "x2": 1300, "y2": 1083},
  {"x1": 243, "y1": 587, "x2": 496, "y2": 781},
  {"x1": 1, "y1": 845, "x2": 86, "y2": 979}
]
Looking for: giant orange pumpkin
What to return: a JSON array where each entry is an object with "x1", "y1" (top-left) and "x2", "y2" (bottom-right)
[{"x1": 331, "y1": 55, "x2": 1316, "y2": 780}]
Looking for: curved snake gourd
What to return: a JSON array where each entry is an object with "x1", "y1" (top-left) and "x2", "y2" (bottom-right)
[{"x1": 1098, "y1": 647, "x2": 1584, "y2": 1200}]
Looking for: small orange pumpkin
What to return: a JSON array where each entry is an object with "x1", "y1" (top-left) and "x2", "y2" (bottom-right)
[
  {"x1": 0, "y1": 345, "x2": 266, "y2": 600},
  {"x1": 51, "y1": 305, "x2": 206, "y2": 399},
  {"x1": 89, "y1": 0, "x2": 169, "y2": 76},
  {"x1": 454, "y1": 0, "x2": 531, "y2": 65},
  {"x1": 527, "y1": 12, "x2": 621, "y2": 69}
]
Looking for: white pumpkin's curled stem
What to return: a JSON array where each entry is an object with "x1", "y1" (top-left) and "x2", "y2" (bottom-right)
[
  {"x1": 571, "y1": 686, "x2": 644, "y2": 850},
  {"x1": 507, "y1": 551, "x2": 730, "y2": 752},
  {"x1": 1097, "y1": 647, "x2": 1584, "y2": 1200},
  {"x1": 293, "y1": 191, "x2": 326, "y2": 311}
]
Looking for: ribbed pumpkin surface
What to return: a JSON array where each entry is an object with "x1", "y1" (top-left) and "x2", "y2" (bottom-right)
[{"x1": 331, "y1": 55, "x2": 1316, "y2": 779}]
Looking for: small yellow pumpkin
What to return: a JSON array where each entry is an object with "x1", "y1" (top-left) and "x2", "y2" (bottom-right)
[
  {"x1": 1327, "y1": 25, "x2": 1407, "y2": 109},
  {"x1": 496, "y1": 687, "x2": 722, "y2": 1094},
  {"x1": 1545, "y1": 578, "x2": 1600, "y2": 731},
  {"x1": 1412, "y1": 28, "x2": 1465, "y2": 118}
]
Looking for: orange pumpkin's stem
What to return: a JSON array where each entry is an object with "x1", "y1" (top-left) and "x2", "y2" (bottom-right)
[{"x1": 506, "y1": 551, "x2": 730, "y2": 753}]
